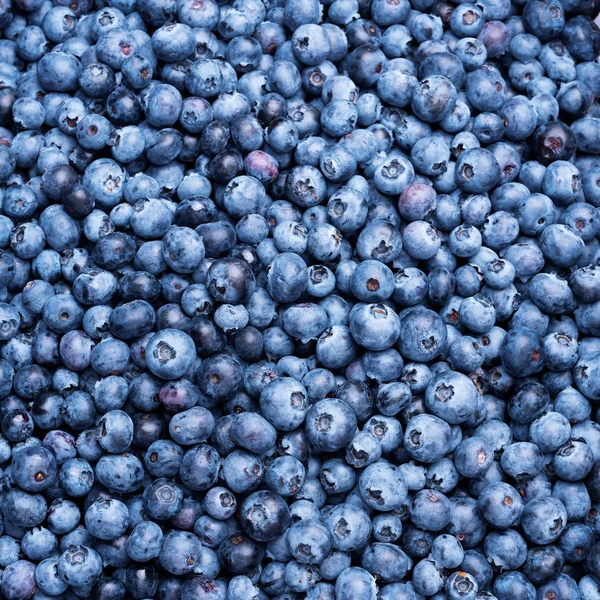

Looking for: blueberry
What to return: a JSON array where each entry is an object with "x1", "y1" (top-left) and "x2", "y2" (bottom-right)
[
  {"x1": 349, "y1": 303, "x2": 400, "y2": 352},
  {"x1": 96, "y1": 452, "x2": 144, "y2": 493},
  {"x1": 1, "y1": 560, "x2": 37, "y2": 600},
  {"x1": 57, "y1": 545, "x2": 103, "y2": 587},
  {"x1": 230, "y1": 411, "x2": 275, "y2": 454},
  {"x1": 501, "y1": 327, "x2": 545, "y2": 377},
  {"x1": 145, "y1": 328, "x2": 195, "y2": 380},
  {"x1": 218, "y1": 533, "x2": 265, "y2": 575},
  {"x1": 521, "y1": 496, "x2": 568, "y2": 544},
  {"x1": 493, "y1": 571, "x2": 536, "y2": 600},
  {"x1": 335, "y1": 567, "x2": 378, "y2": 600},
  {"x1": 554, "y1": 438, "x2": 594, "y2": 481},
  {"x1": 85, "y1": 497, "x2": 129, "y2": 541},
  {"x1": 159, "y1": 530, "x2": 203, "y2": 576},
  {"x1": 531, "y1": 121, "x2": 577, "y2": 165},
  {"x1": 37, "y1": 51, "x2": 82, "y2": 92},
  {"x1": 397, "y1": 306, "x2": 447, "y2": 362},
  {"x1": 508, "y1": 381, "x2": 551, "y2": 424},
  {"x1": 11, "y1": 445, "x2": 57, "y2": 492},
  {"x1": 445, "y1": 570, "x2": 479, "y2": 600},
  {"x1": 425, "y1": 370, "x2": 480, "y2": 424},
  {"x1": 523, "y1": 0, "x2": 565, "y2": 41}
]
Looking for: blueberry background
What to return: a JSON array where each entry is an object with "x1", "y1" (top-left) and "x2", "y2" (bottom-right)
[{"x1": 0, "y1": 0, "x2": 599, "y2": 599}]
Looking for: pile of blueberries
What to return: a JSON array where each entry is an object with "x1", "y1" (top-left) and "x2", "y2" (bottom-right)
[{"x1": 1, "y1": 0, "x2": 600, "y2": 596}]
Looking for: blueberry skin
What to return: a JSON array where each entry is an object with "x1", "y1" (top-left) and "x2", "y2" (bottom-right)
[
  {"x1": 411, "y1": 75, "x2": 457, "y2": 123},
  {"x1": 97, "y1": 409, "x2": 134, "y2": 454},
  {"x1": 58, "y1": 545, "x2": 103, "y2": 587},
  {"x1": 2, "y1": 487, "x2": 47, "y2": 527},
  {"x1": 207, "y1": 257, "x2": 256, "y2": 305},
  {"x1": 265, "y1": 455, "x2": 306, "y2": 498},
  {"x1": 500, "y1": 327, "x2": 545, "y2": 377},
  {"x1": 411, "y1": 558, "x2": 445, "y2": 596},
  {"x1": 357, "y1": 460, "x2": 408, "y2": 512},
  {"x1": 96, "y1": 453, "x2": 145, "y2": 494},
  {"x1": 10, "y1": 443, "x2": 57, "y2": 492},
  {"x1": 145, "y1": 328, "x2": 195, "y2": 380},
  {"x1": 319, "y1": 457, "x2": 357, "y2": 495},
  {"x1": 129, "y1": 198, "x2": 173, "y2": 240},
  {"x1": 456, "y1": 147, "x2": 502, "y2": 193},
  {"x1": 501, "y1": 441, "x2": 544, "y2": 480},
  {"x1": 580, "y1": 575, "x2": 600, "y2": 600},
  {"x1": 227, "y1": 575, "x2": 258, "y2": 600},
  {"x1": 478, "y1": 481, "x2": 524, "y2": 528},
  {"x1": 574, "y1": 352, "x2": 600, "y2": 400},
  {"x1": 523, "y1": 0, "x2": 565, "y2": 41},
  {"x1": 397, "y1": 306, "x2": 447, "y2": 362},
  {"x1": 230, "y1": 412, "x2": 276, "y2": 455},
  {"x1": 180, "y1": 576, "x2": 227, "y2": 600},
  {"x1": 159, "y1": 530, "x2": 203, "y2": 576},
  {"x1": 259, "y1": 377, "x2": 309, "y2": 432},
  {"x1": 493, "y1": 571, "x2": 535, "y2": 600},
  {"x1": 356, "y1": 219, "x2": 403, "y2": 263},
  {"x1": 144, "y1": 439, "x2": 183, "y2": 479},
  {"x1": 283, "y1": 302, "x2": 329, "y2": 342},
  {"x1": 539, "y1": 223, "x2": 585, "y2": 267},
  {"x1": 429, "y1": 534, "x2": 464, "y2": 570},
  {"x1": 179, "y1": 443, "x2": 221, "y2": 491},
  {"x1": 379, "y1": 582, "x2": 423, "y2": 600},
  {"x1": 59, "y1": 458, "x2": 94, "y2": 498},
  {"x1": 508, "y1": 381, "x2": 551, "y2": 424},
  {"x1": 530, "y1": 274, "x2": 576, "y2": 316},
  {"x1": 84, "y1": 498, "x2": 129, "y2": 542},
  {"x1": 305, "y1": 398, "x2": 357, "y2": 452},
  {"x1": 537, "y1": 574, "x2": 580, "y2": 600},
  {"x1": 142, "y1": 478, "x2": 184, "y2": 521},
  {"x1": 36, "y1": 556, "x2": 69, "y2": 596},
  {"x1": 197, "y1": 353, "x2": 243, "y2": 402},
  {"x1": 198, "y1": 486, "x2": 235, "y2": 524},
  {"x1": 169, "y1": 406, "x2": 215, "y2": 446},
  {"x1": 286, "y1": 517, "x2": 333, "y2": 566},
  {"x1": 37, "y1": 51, "x2": 82, "y2": 92},
  {"x1": 404, "y1": 414, "x2": 452, "y2": 463},
  {"x1": 21, "y1": 525, "x2": 57, "y2": 562},
  {"x1": 554, "y1": 438, "x2": 594, "y2": 481},
  {"x1": 529, "y1": 411, "x2": 571, "y2": 453},
  {"x1": 453, "y1": 435, "x2": 494, "y2": 478},
  {"x1": 218, "y1": 533, "x2": 265, "y2": 576},
  {"x1": 161, "y1": 225, "x2": 205, "y2": 274},
  {"x1": 4, "y1": 0, "x2": 600, "y2": 595},
  {"x1": 1, "y1": 560, "x2": 37, "y2": 600},
  {"x1": 91, "y1": 232, "x2": 136, "y2": 272},
  {"x1": 266, "y1": 252, "x2": 309, "y2": 303},
  {"x1": 335, "y1": 567, "x2": 377, "y2": 600},
  {"x1": 349, "y1": 303, "x2": 401, "y2": 352},
  {"x1": 523, "y1": 545, "x2": 565, "y2": 586},
  {"x1": 521, "y1": 496, "x2": 568, "y2": 544},
  {"x1": 425, "y1": 370, "x2": 480, "y2": 424},
  {"x1": 88, "y1": 337, "x2": 128, "y2": 377},
  {"x1": 2, "y1": 408, "x2": 35, "y2": 442},
  {"x1": 360, "y1": 542, "x2": 410, "y2": 584}
]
